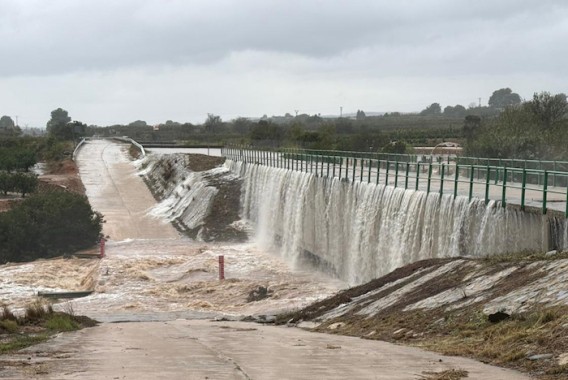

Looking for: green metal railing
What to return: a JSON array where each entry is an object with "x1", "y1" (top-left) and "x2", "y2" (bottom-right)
[
  {"x1": 222, "y1": 146, "x2": 568, "y2": 217},
  {"x1": 258, "y1": 147, "x2": 568, "y2": 187}
]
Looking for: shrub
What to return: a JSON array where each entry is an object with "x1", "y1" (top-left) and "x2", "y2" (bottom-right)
[
  {"x1": 24, "y1": 301, "x2": 53, "y2": 323},
  {"x1": 0, "y1": 191, "x2": 103, "y2": 263},
  {"x1": 0, "y1": 319, "x2": 19, "y2": 333},
  {"x1": 45, "y1": 314, "x2": 79, "y2": 332}
]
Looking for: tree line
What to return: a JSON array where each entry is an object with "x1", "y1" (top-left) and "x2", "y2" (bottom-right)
[
  {"x1": 33, "y1": 86, "x2": 567, "y2": 160},
  {"x1": 464, "y1": 91, "x2": 567, "y2": 160}
]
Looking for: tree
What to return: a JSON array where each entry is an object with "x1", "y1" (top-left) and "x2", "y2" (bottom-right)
[
  {"x1": 0, "y1": 172, "x2": 14, "y2": 195},
  {"x1": 46, "y1": 108, "x2": 73, "y2": 140},
  {"x1": 204, "y1": 114, "x2": 222, "y2": 134},
  {"x1": 0, "y1": 116, "x2": 21, "y2": 136},
  {"x1": 463, "y1": 115, "x2": 482, "y2": 142},
  {"x1": 0, "y1": 116, "x2": 15, "y2": 129},
  {"x1": 356, "y1": 110, "x2": 366, "y2": 120},
  {"x1": 335, "y1": 118, "x2": 353, "y2": 134},
  {"x1": 526, "y1": 92, "x2": 567, "y2": 129},
  {"x1": 233, "y1": 117, "x2": 252, "y2": 135},
  {"x1": 12, "y1": 173, "x2": 38, "y2": 197},
  {"x1": 382, "y1": 141, "x2": 411, "y2": 154},
  {"x1": 128, "y1": 120, "x2": 148, "y2": 128},
  {"x1": 443, "y1": 105, "x2": 466, "y2": 117},
  {"x1": 249, "y1": 120, "x2": 284, "y2": 144},
  {"x1": 0, "y1": 191, "x2": 103, "y2": 263},
  {"x1": 488, "y1": 88, "x2": 522, "y2": 109},
  {"x1": 316, "y1": 123, "x2": 336, "y2": 150},
  {"x1": 420, "y1": 103, "x2": 442, "y2": 116},
  {"x1": 288, "y1": 121, "x2": 305, "y2": 141}
]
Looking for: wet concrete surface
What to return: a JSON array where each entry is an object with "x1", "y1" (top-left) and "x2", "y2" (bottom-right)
[
  {"x1": 1, "y1": 320, "x2": 529, "y2": 380},
  {"x1": 76, "y1": 140, "x2": 179, "y2": 241}
]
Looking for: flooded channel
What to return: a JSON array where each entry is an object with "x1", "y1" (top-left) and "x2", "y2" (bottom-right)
[{"x1": 0, "y1": 140, "x2": 344, "y2": 320}]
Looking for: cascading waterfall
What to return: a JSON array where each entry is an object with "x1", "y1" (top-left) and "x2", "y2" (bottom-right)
[{"x1": 229, "y1": 161, "x2": 555, "y2": 285}]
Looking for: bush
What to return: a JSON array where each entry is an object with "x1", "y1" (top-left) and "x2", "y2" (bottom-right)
[
  {"x1": 0, "y1": 191, "x2": 103, "y2": 263},
  {"x1": 23, "y1": 301, "x2": 53, "y2": 323},
  {"x1": 0, "y1": 319, "x2": 18, "y2": 333},
  {"x1": 0, "y1": 147, "x2": 37, "y2": 172},
  {"x1": 45, "y1": 314, "x2": 79, "y2": 331}
]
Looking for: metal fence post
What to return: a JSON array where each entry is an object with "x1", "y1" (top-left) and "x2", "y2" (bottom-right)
[
  {"x1": 521, "y1": 169, "x2": 527, "y2": 211},
  {"x1": 352, "y1": 157, "x2": 356, "y2": 181},
  {"x1": 427, "y1": 163, "x2": 432, "y2": 194},
  {"x1": 542, "y1": 171, "x2": 548, "y2": 214},
  {"x1": 469, "y1": 166, "x2": 474, "y2": 201},
  {"x1": 485, "y1": 166, "x2": 491, "y2": 204},
  {"x1": 501, "y1": 167, "x2": 507, "y2": 208},
  {"x1": 454, "y1": 164, "x2": 459, "y2": 199},
  {"x1": 405, "y1": 162, "x2": 410, "y2": 189},
  {"x1": 394, "y1": 162, "x2": 399, "y2": 188},
  {"x1": 415, "y1": 163, "x2": 420, "y2": 191},
  {"x1": 439, "y1": 163, "x2": 445, "y2": 195}
]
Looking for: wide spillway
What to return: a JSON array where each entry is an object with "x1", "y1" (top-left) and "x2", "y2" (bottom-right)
[{"x1": 230, "y1": 161, "x2": 566, "y2": 285}]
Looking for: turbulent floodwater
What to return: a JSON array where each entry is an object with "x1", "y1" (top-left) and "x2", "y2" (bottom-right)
[{"x1": 0, "y1": 141, "x2": 344, "y2": 319}]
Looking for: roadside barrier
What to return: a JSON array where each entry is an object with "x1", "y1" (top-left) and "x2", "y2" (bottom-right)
[
  {"x1": 72, "y1": 138, "x2": 87, "y2": 161},
  {"x1": 222, "y1": 146, "x2": 568, "y2": 217},
  {"x1": 111, "y1": 136, "x2": 146, "y2": 157}
]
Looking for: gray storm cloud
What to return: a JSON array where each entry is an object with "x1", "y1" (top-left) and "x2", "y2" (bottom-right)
[
  {"x1": 1, "y1": 0, "x2": 566, "y2": 76},
  {"x1": 0, "y1": 0, "x2": 566, "y2": 126}
]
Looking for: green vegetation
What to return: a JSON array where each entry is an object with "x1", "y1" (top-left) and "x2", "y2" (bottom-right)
[
  {"x1": 466, "y1": 91, "x2": 568, "y2": 160},
  {"x1": 0, "y1": 334, "x2": 50, "y2": 354},
  {"x1": 0, "y1": 302, "x2": 95, "y2": 355},
  {"x1": 45, "y1": 108, "x2": 86, "y2": 142},
  {"x1": 84, "y1": 86, "x2": 563, "y2": 159},
  {"x1": 0, "y1": 146, "x2": 36, "y2": 172},
  {"x1": 45, "y1": 314, "x2": 79, "y2": 331},
  {"x1": 0, "y1": 139, "x2": 40, "y2": 197},
  {"x1": 0, "y1": 191, "x2": 103, "y2": 263},
  {"x1": 0, "y1": 172, "x2": 38, "y2": 196}
]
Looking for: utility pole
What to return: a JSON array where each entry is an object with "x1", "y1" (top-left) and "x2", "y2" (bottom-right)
[
  {"x1": 294, "y1": 110, "x2": 299, "y2": 117},
  {"x1": 340, "y1": 106, "x2": 343, "y2": 118}
]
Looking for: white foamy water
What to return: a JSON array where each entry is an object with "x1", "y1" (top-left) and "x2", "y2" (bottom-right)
[
  {"x1": 59, "y1": 239, "x2": 344, "y2": 319},
  {"x1": 230, "y1": 161, "x2": 551, "y2": 285},
  {"x1": 140, "y1": 154, "x2": 235, "y2": 230},
  {"x1": 0, "y1": 257, "x2": 99, "y2": 310}
]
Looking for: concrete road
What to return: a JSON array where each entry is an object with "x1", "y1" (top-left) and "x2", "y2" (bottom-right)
[
  {"x1": 76, "y1": 139, "x2": 179, "y2": 241},
  {"x1": 2, "y1": 320, "x2": 528, "y2": 380}
]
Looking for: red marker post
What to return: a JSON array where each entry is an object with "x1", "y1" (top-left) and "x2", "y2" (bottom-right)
[
  {"x1": 218, "y1": 255, "x2": 225, "y2": 281},
  {"x1": 99, "y1": 238, "x2": 106, "y2": 258}
]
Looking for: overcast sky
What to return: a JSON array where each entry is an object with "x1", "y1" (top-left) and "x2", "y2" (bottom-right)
[{"x1": 0, "y1": 0, "x2": 567, "y2": 127}]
